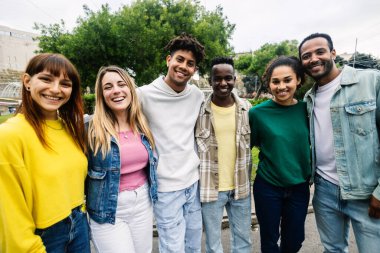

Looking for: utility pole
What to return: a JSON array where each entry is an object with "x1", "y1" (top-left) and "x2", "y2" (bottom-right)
[{"x1": 353, "y1": 38, "x2": 357, "y2": 68}]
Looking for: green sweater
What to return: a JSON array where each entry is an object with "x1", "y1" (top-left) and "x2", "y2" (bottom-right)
[{"x1": 249, "y1": 100, "x2": 311, "y2": 187}]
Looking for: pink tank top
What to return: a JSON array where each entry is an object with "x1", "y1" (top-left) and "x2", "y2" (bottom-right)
[{"x1": 118, "y1": 130, "x2": 148, "y2": 191}]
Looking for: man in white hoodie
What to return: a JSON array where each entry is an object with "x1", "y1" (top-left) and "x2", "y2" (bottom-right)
[{"x1": 137, "y1": 33, "x2": 205, "y2": 253}]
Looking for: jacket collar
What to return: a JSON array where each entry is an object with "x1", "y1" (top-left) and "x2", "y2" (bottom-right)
[
  {"x1": 201, "y1": 91, "x2": 247, "y2": 115},
  {"x1": 307, "y1": 65, "x2": 358, "y2": 97}
]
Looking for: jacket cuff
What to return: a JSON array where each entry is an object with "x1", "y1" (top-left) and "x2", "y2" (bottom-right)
[{"x1": 373, "y1": 183, "x2": 380, "y2": 200}]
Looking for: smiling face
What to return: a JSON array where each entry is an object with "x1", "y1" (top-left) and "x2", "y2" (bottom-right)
[
  {"x1": 101, "y1": 71, "x2": 132, "y2": 114},
  {"x1": 269, "y1": 65, "x2": 300, "y2": 106},
  {"x1": 164, "y1": 49, "x2": 197, "y2": 92},
  {"x1": 211, "y1": 63, "x2": 235, "y2": 105},
  {"x1": 23, "y1": 70, "x2": 72, "y2": 120},
  {"x1": 300, "y1": 37, "x2": 339, "y2": 85}
]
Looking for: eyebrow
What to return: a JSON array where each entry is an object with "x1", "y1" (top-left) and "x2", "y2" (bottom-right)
[{"x1": 272, "y1": 75, "x2": 292, "y2": 80}]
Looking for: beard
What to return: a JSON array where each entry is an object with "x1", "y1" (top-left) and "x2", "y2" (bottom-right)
[{"x1": 306, "y1": 58, "x2": 334, "y2": 81}]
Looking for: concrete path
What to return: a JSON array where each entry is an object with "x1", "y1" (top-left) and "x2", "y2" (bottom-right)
[{"x1": 91, "y1": 185, "x2": 358, "y2": 252}]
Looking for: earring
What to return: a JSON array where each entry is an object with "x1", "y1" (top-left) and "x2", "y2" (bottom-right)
[{"x1": 26, "y1": 87, "x2": 30, "y2": 91}]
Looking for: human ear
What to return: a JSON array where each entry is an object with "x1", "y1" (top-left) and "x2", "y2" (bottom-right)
[
  {"x1": 22, "y1": 74, "x2": 31, "y2": 90},
  {"x1": 166, "y1": 55, "x2": 171, "y2": 67}
]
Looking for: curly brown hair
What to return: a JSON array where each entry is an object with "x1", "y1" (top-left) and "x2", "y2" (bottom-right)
[{"x1": 164, "y1": 33, "x2": 205, "y2": 64}]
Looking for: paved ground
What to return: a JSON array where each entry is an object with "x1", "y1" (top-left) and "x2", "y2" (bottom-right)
[
  {"x1": 151, "y1": 185, "x2": 358, "y2": 252},
  {"x1": 91, "y1": 185, "x2": 358, "y2": 252},
  {"x1": 151, "y1": 210, "x2": 358, "y2": 253}
]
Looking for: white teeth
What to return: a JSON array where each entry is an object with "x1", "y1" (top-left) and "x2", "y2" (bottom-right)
[
  {"x1": 176, "y1": 71, "x2": 186, "y2": 77},
  {"x1": 44, "y1": 95, "x2": 60, "y2": 100},
  {"x1": 112, "y1": 97, "x2": 124, "y2": 102}
]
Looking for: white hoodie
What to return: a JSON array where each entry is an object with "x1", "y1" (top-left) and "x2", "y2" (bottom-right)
[{"x1": 137, "y1": 76, "x2": 204, "y2": 192}]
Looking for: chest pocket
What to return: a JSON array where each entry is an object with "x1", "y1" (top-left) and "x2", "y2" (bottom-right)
[
  {"x1": 195, "y1": 129, "x2": 210, "y2": 153},
  {"x1": 86, "y1": 167, "x2": 107, "y2": 211},
  {"x1": 344, "y1": 101, "x2": 376, "y2": 136},
  {"x1": 240, "y1": 125, "x2": 251, "y2": 148}
]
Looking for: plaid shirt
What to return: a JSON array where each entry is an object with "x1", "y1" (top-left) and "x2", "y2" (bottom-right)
[{"x1": 195, "y1": 92, "x2": 252, "y2": 202}]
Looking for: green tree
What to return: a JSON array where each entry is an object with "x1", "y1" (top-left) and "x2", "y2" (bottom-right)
[
  {"x1": 334, "y1": 55, "x2": 347, "y2": 68},
  {"x1": 35, "y1": 0, "x2": 235, "y2": 88},
  {"x1": 347, "y1": 52, "x2": 380, "y2": 70},
  {"x1": 235, "y1": 40, "x2": 303, "y2": 98}
]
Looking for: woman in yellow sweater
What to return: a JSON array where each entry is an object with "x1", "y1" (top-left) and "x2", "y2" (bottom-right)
[{"x1": 0, "y1": 53, "x2": 90, "y2": 253}]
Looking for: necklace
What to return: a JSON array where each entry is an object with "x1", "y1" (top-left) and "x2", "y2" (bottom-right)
[{"x1": 119, "y1": 130, "x2": 132, "y2": 140}]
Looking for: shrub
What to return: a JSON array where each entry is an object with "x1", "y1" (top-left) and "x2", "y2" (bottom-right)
[
  {"x1": 247, "y1": 97, "x2": 269, "y2": 107},
  {"x1": 83, "y1": 94, "x2": 95, "y2": 114}
]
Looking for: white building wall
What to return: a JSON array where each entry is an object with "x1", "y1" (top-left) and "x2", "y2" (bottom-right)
[{"x1": 0, "y1": 25, "x2": 39, "y2": 71}]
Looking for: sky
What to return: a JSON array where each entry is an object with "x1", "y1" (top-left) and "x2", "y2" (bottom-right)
[{"x1": 1, "y1": 0, "x2": 380, "y2": 57}]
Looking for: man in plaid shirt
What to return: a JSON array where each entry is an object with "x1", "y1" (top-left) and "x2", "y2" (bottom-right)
[{"x1": 195, "y1": 56, "x2": 252, "y2": 253}]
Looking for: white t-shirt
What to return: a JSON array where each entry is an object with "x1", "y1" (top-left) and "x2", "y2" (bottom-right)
[{"x1": 313, "y1": 72, "x2": 343, "y2": 185}]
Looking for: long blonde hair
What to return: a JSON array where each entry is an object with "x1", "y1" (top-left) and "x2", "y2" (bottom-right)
[{"x1": 88, "y1": 66, "x2": 154, "y2": 158}]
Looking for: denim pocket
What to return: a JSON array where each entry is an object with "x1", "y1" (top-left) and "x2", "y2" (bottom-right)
[
  {"x1": 344, "y1": 100, "x2": 376, "y2": 136},
  {"x1": 87, "y1": 168, "x2": 107, "y2": 211}
]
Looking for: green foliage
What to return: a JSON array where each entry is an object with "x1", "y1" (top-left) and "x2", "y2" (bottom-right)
[
  {"x1": 236, "y1": 40, "x2": 298, "y2": 78},
  {"x1": 235, "y1": 40, "x2": 299, "y2": 97},
  {"x1": 83, "y1": 93, "x2": 96, "y2": 114},
  {"x1": 347, "y1": 52, "x2": 380, "y2": 70},
  {"x1": 247, "y1": 97, "x2": 269, "y2": 107},
  {"x1": 295, "y1": 76, "x2": 314, "y2": 100},
  {"x1": 0, "y1": 114, "x2": 14, "y2": 124},
  {"x1": 35, "y1": 0, "x2": 235, "y2": 88},
  {"x1": 251, "y1": 147, "x2": 259, "y2": 181}
]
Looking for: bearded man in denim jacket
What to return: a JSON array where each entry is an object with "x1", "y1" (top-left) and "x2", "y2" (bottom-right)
[{"x1": 300, "y1": 32, "x2": 380, "y2": 253}]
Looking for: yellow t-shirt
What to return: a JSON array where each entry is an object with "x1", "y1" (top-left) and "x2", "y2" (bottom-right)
[
  {"x1": 0, "y1": 114, "x2": 87, "y2": 253},
  {"x1": 211, "y1": 102, "x2": 236, "y2": 191}
]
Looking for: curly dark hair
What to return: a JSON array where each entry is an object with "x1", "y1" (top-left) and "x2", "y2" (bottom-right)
[
  {"x1": 164, "y1": 33, "x2": 205, "y2": 64},
  {"x1": 262, "y1": 56, "x2": 305, "y2": 89}
]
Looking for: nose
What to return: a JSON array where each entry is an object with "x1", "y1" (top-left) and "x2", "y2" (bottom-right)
[
  {"x1": 112, "y1": 85, "x2": 122, "y2": 93},
  {"x1": 178, "y1": 61, "x2": 188, "y2": 71},
  {"x1": 310, "y1": 53, "x2": 319, "y2": 63},
  {"x1": 220, "y1": 78, "x2": 228, "y2": 86},
  {"x1": 278, "y1": 81, "x2": 286, "y2": 89},
  {"x1": 50, "y1": 81, "x2": 60, "y2": 93}
]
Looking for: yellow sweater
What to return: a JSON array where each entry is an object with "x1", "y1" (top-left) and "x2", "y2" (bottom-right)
[{"x1": 0, "y1": 114, "x2": 87, "y2": 253}]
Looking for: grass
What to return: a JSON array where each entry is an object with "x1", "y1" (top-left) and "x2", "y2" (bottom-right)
[
  {"x1": 251, "y1": 147, "x2": 259, "y2": 181},
  {"x1": 0, "y1": 114, "x2": 14, "y2": 124}
]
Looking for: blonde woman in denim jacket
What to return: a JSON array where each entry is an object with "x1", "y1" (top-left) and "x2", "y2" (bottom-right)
[{"x1": 86, "y1": 66, "x2": 157, "y2": 253}]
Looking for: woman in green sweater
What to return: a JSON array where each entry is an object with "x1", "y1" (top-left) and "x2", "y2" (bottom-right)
[
  {"x1": 0, "y1": 53, "x2": 90, "y2": 253},
  {"x1": 249, "y1": 56, "x2": 311, "y2": 253}
]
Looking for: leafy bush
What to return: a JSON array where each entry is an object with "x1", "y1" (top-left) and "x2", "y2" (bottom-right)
[
  {"x1": 83, "y1": 94, "x2": 95, "y2": 114},
  {"x1": 247, "y1": 97, "x2": 269, "y2": 107}
]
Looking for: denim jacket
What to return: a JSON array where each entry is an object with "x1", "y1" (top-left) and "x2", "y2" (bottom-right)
[
  {"x1": 86, "y1": 134, "x2": 158, "y2": 224},
  {"x1": 304, "y1": 65, "x2": 380, "y2": 200}
]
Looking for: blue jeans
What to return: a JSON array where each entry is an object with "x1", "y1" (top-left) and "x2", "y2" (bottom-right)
[
  {"x1": 153, "y1": 181, "x2": 202, "y2": 253},
  {"x1": 313, "y1": 174, "x2": 380, "y2": 253},
  {"x1": 35, "y1": 206, "x2": 90, "y2": 253},
  {"x1": 202, "y1": 191, "x2": 252, "y2": 253},
  {"x1": 253, "y1": 174, "x2": 310, "y2": 253}
]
